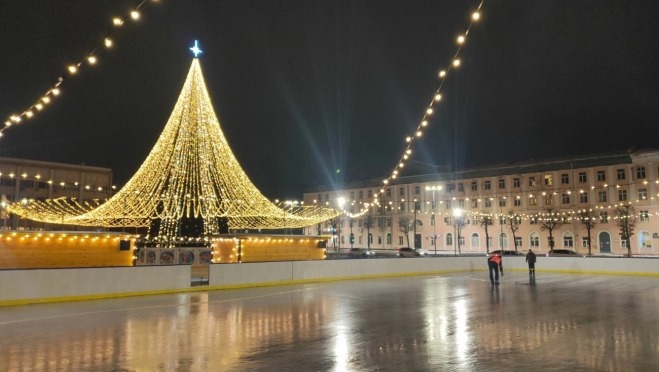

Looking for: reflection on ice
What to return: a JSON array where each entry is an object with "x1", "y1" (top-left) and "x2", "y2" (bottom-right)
[{"x1": 0, "y1": 273, "x2": 659, "y2": 371}]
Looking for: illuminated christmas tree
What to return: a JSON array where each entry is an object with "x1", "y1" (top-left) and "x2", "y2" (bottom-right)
[{"x1": 9, "y1": 49, "x2": 338, "y2": 239}]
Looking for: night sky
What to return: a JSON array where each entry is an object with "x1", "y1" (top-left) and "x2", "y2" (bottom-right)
[{"x1": 1, "y1": 1, "x2": 658, "y2": 201}]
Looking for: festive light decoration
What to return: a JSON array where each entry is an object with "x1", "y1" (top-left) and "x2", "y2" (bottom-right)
[
  {"x1": 9, "y1": 53, "x2": 338, "y2": 233},
  {"x1": 1, "y1": 0, "x2": 160, "y2": 138},
  {"x1": 336, "y1": 1, "x2": 485, "y2": 220}
]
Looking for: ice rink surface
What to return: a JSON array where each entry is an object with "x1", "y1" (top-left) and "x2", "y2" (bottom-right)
[{"x1": 1, "y1": 271, "x2": 659, "y2": 371}]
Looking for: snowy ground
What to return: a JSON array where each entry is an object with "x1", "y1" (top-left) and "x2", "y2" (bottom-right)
[{"x1": 1, "y1": 271, "x2": 658, "y2": 371}]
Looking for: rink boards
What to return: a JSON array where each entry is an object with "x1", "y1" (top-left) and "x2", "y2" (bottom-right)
[{"x1": 1, "y1": 256, "x2": 659, "y2": 306}]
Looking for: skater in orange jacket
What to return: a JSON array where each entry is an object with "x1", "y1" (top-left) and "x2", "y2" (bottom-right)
[{"x1": 488, "y1": 253, "x2": 503, "y2": 285}]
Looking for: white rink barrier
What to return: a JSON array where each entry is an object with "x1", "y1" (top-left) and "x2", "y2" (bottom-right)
[
  {"x1": 502, "y1": 256, "x2": 659, "y2": 276},
  {"x1": 0, "y1": 265, "x2": 191, "y2": 306},
  {"x1": 209, "y1": 257, "x2": 481, "y2": 287},
  {"x1": 4, "y1": 256, "x2": 658, "y2": 306},
  {"x1": 210, "y1": 256, "x2": 659, "y2": 288}
]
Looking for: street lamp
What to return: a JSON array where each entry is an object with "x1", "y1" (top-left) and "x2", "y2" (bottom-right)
[
  {"x1": 426, "y1": 186, "x2": 442, "y2": 255},
  {"x1": 0, "y1": 201, "x2": 7, "y2": 230},
  {"x1": 453, "y1": 208, "x2": 463, "y2": 256},
  {"x1": 337, "y1": 197, "x2": 345, "y2": 256},
  {"x1": 284, "y1": 200, "x2": 298, "y2": 234},
  {"x1": 413, "y1": 198, "x2": 418, "y2": 253}
]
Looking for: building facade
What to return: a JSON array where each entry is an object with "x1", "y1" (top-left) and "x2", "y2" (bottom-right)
[
  {"x1": 0, "y1": 157, "x2": 113, "y2": 230},
  {"x1": 302, "y1": 150, "x2": 659, "y2": 256}
]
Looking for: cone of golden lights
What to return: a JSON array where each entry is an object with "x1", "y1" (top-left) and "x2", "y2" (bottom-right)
[{"x1": 9, "y1": 57, "x2": 338, "y2": 234}]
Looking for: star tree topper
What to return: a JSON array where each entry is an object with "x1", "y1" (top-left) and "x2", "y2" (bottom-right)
[{"x1": 190, "y1": 40, "x2": 202, "y2": 58}]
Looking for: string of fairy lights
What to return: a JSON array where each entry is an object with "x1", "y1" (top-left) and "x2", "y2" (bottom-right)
[
  {"x1": 1, "y1": 0, "x2": 161, "y2": 139},
  {"x1": 8, "y1": 56, "x2": 339, "y2": 235},
  {"x1": 333, "y1": 1, "x2": 485, "y2": 219}
]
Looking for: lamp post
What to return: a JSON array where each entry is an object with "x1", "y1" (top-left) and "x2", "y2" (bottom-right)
[
  {"x1": 0, "y1": 201, "x2": 7, "y2": 230},
  {"x1": 426, "y1": 186, "x2": 442, "y2": 255},
  {"x1": 413, "y1": 198, "x2": 418, "y2": 253},
  {"x1": 337, "y1": 197, "x2": 345, "y2": 257},
  {"x1": 284, "y1": 200, "x2": 298, "y2": 235},
  {"x1": 453, "y1": 208, "x2": 463, "y2": 256}
]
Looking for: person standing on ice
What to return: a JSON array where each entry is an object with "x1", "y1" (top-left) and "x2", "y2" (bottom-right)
[
  {"x1": 526, "y1": 249, "x2": 537, "y2": 276},
  {"x1": 487, "y1": 253, "x2": 503, "y2": 285}
]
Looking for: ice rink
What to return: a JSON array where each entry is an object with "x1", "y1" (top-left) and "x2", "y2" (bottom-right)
[{"x1": 1, "y1": 271, "x2": 658, "y2": 371}]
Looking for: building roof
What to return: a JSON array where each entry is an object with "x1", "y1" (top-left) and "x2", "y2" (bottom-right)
[{"x1": 0, "y1": 156, "x2": 111, "y2": 173}]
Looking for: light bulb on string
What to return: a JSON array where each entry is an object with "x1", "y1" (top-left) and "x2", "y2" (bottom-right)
[
  {"x1": 472, "y1": 12, "x2": 480, "y2": 21},
  {"x1": 68, "y1": 65, "x2": 77, "y2": 74},
  {"x1": 88, "y1": 56, "x2": 97, "y2": 64},
  {"x1": 406, "y1": 137, "x2": 412, "y2": 142},
  {"x1": 439, "y1": 70, "x2": 446, "y2": 78},
  {"x1": 105, "y1": 39, "x2": 113, "y2": 47},
  {"x1": 113, "y1": 18, "x2": 123, "y2": 26},
  {"x1": 51, "y1": 88, "x2": 60, "y2": 95},
  {"x1": 457, "y1": 36, "x2": 465, "y2": 44},
  {"x1": 435, "y1": 94, "x2": 442, "y2": 101},
  {"x1": 453, "y1": 59, "x2": 461, "y2": 67},
  {"x1": 421, "y1": 120, "x2": 427, "y2": 126},
  {"x1": 416, "y1": 131, "x2": 422, "y2": 137},
  {"x1": 42, "y1": 97, "x2": 50, "y2": 103},
  {"x1": 131, "y1": 11, "x2": 140, "y2": 19},
  {"x1": 426, "y1": 108, "x2": 433, "y2": 115}
]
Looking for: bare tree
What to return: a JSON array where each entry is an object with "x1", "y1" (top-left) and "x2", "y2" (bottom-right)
[
  {"x1": 538, "y1": 208, "x2": 566, "y2": 251},
  {"x1": 614, "y1": 205, "x2": 638, "y2": 257},
  {"x1": 507, "y1": 210, "x2": 521, "y2": 251},
  {"x1": 363, "y1": 215, "x2": 375, "y2": 250},
  {"x1": 479, "y1": 215, "x2": 494, "y2": 253},
  {"x1": 579, "y1": 210, "x2": 598, "y2": 255},
  {"x1": 455, "y1": 215, "x2": 466, "y2": 255},
  {"x1": 397, "y1": 215, "x2": 414, "y2": 248}
]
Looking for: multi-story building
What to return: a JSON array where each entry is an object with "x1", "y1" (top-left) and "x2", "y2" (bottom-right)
[
  {"x1": 0, "y1": 157, "x2": 113, "y2": 230},
  {"x1": 302, "y1": 150, "x2": 659, "y2": 255}
]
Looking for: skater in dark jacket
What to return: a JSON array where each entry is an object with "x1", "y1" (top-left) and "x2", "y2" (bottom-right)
[
  {"x1": 488, "y1": 254, "x2": 503, "y2": 285},
  {"x1": 526, "y1": 249, "x2": 536, "y2": 275}
]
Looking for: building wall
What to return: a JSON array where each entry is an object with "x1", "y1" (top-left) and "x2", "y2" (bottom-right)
[
  {"x1": 0, "y1": 157, "x2": 113, "y2": 230},
  {"x1": 302, "y1": 151, "x2": 659, "y2": 255}
]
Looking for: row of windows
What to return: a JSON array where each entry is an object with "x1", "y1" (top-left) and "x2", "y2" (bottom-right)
[
  {"x1": 318, "y1": 166, "x2": 654, "y2": 203},
  {"x1": 339, "y1": 230, "x2": 653, "y2": 250}
]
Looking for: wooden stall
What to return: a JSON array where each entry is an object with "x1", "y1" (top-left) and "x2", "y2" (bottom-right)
[
  {"x1": 0, "y1": 231, "x2": 135, "y2": 269},
  {"x1": 212, "y1": 234, "x2": 329, "y2": 263}
]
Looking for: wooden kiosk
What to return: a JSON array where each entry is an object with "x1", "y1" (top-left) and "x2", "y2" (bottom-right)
[
  {"x1": 212, "y1": 234, "x2": 329, "y2": 263},
  {"x1": 0, "y1": 231, "x2": 135, "y2": 269}
]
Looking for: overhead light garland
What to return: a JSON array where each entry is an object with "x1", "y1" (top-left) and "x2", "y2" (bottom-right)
[
  {"x1": 342, "y1": 1, "x2": 485, "y2": 219},
  {"x1": 8, "y1": 47, "x2": 339, "y2": 234},
  {"x1": 1, "y1": 0, "x2": 161, "y2": 138}
]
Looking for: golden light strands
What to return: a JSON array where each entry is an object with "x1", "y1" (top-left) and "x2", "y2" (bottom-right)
[
  {"x1": 365, "y1": 0, "x2": 485, "y2": 217},
  {"x1": 1, "y1": 0, "x2": 160, "y2": 138},
  {"x1": 8, "y1": 58, "x2": 339, "y2": 233}
]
